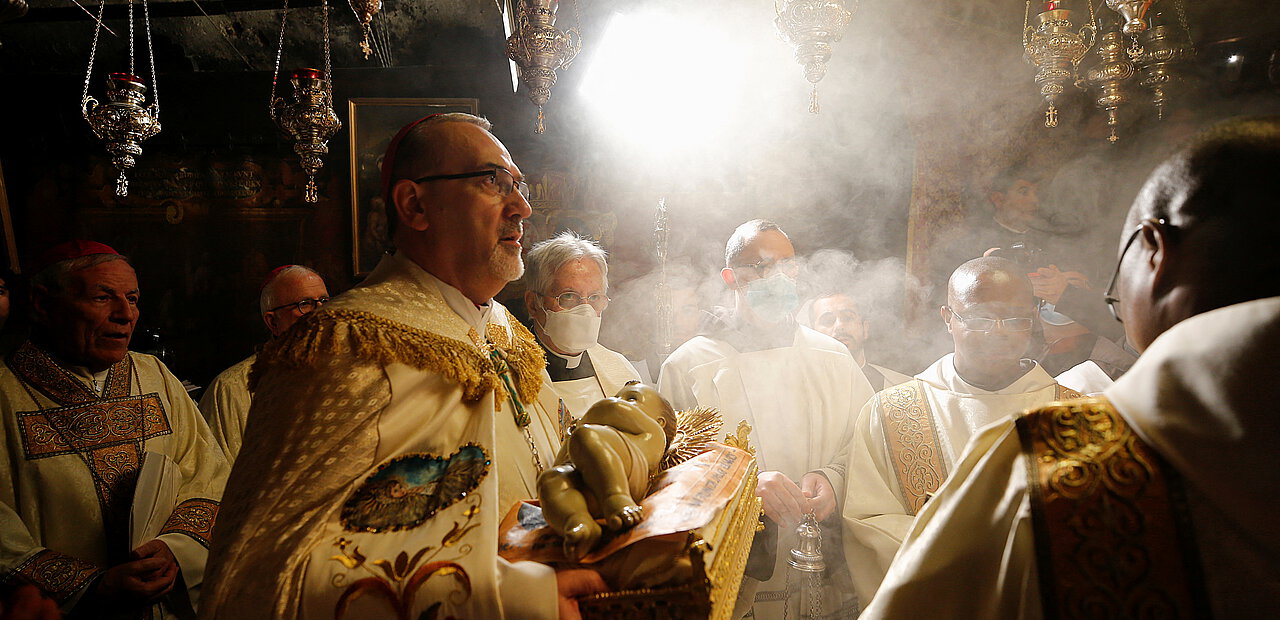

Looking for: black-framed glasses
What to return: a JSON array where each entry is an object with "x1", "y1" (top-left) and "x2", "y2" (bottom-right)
[
  {"x1": 269, "y1": 296, "x2": 329, "y2": 315},
  {"x1": 412, "y1": 167, "x2": 530, "y2": 199},
  {"x1": 731, "y1": 257, "x2": 799, "y2": 279},
  {"x1": 944, "y1": 306, "x2": 1034, "y2": 332},
  {"x1": 542, "y1": 291, "x2": 610, "y2": 311},
  {"x1": 1103, "y1": 218, "x2": 1167, "y2": 324}
]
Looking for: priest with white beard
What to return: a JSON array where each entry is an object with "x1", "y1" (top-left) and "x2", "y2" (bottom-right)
[
  {"x1": 523, "y1": 232, "x2": 641, "y2": 419},
  {"x1": 861, "y1": 116, "x2": 1280, "y2": 619},
  {"x1": 659, "y1": 219, "x2": 873, "y2": 620},
  {"x1": 840, "y1": 256, "x2": 1079, "y2": 607}
]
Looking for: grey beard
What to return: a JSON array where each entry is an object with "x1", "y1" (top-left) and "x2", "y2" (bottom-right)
[{"x1": 490, "y1": 244, "x2": 524, "y2": 282}]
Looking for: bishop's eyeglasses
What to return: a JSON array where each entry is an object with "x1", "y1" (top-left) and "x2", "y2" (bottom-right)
[
  {"x1": 413, "y1": 167, "x2": 531, "y2": 200},
  {"x1": 269, "y1": 297, "x2": 329, "y2": 315}
]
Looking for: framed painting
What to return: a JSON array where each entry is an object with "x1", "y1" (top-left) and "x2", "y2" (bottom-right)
[{"x1": 348, "y1": 97, "x2": 479, "y2": 276}]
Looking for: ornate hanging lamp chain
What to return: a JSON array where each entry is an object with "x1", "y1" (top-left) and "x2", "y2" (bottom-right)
[
  {"x1": 144, "y1": 0, "x2": 158, "y2": 115},
  {"x1": 127, "y1": 0, "x2": 135, "y2": 76},
  {"x1": 270, "y1": 0, "x2": 290, "y2": 120},
  {"x1": 322, "y1": 0, "x2": 333, "y2": 99},
  {"x1": 81, "y1": 0, "x2": 108, "y2": 106}
]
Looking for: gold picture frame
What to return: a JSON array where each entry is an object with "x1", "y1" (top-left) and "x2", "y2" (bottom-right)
[{"x1": 348, "y1": 97, "x2": 479, "y2": 277}]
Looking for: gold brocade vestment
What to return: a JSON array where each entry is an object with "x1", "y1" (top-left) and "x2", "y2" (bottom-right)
[{"x1": 200, "y1": 252, "x2": 564, "y2": 620}]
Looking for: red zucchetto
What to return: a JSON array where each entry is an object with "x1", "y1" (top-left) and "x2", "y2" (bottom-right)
[{"x1": 34, "y1": 240, "x2": 120, "y2": 274}]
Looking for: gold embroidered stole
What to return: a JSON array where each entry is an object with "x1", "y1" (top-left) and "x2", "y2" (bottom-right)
[
  {"x1": 878, "y1": 380, "x2": 946, "y2": 515},
  {"x1": 1016, "y1": 397, "x2": 1210, "y2": 620},
  {"x1": 6, "y1": 343, "x2": 173, "y2": 563},
  {"x1": 881, "y1": 381, "x2": 1082, "y2": 515}
]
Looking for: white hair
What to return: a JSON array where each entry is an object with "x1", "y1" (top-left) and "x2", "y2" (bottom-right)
[
  {"x1": 259, "y1": 265, "x2": 322, "y2": 317},
  {"x1": 524, "y1": 232, "x2": 609, "y2": 297},
  {"x1": 32, "y1": 254, "x2": 130, "y2": 298}
]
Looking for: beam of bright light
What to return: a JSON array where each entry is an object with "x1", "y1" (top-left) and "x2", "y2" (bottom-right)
[{"x1": 579, "y1": 9, "x2": 751, "y2": 156}]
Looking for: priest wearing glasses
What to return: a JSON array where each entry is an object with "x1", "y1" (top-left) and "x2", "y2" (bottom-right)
[
  {"x1": 523, "y1": 231, "x2": 641, "y2": 420},
  {"x1": 199, "y1": 264, "x2": 330, "y2": 463},
  {"x1": 839, "y1": 256, "x2": 1080, "y2": 609}
]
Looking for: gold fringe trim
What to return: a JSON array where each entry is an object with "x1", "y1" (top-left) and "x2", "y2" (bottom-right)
[{"x1": 250, "y1": 309, "x2": 545, "y2": 406}]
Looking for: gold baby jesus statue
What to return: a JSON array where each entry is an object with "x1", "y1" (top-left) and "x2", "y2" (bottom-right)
[{"x1": 538, "y1": 381, "x2": 677, "y2": 560}]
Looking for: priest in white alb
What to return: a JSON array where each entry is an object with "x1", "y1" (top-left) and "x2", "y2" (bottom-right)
[
  {"x1": 198, "y1": 264, "x2": 329, "y2": 462},
  {"x1": 0, "y1": 241, "x2": 229, "y2": 618},
  {"x1": 840, "y1": 257, "x2": 1079, "y2": 606},
  {"x1": 523, "y1": 232, "x2": 641, "y2": 418},
  {"x1": 659, "y1": 220, "x2": 873, "y2": 619},
  {"x1": 861, "y1": 115, "x2": 1280, "y2": 619},
  {"x1": 200, "y1": 113, "x2": 605, "y2": 620}
]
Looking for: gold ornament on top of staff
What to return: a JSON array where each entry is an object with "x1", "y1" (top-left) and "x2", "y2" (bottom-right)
[
  {"x1": 774, "y1": 0, "x2": 856, "y2": 114},
  {"x1": 1023, "y1": 1, "x2": 1096, "y2": 128}
]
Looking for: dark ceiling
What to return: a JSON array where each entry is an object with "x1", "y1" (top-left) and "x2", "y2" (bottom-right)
[{"x1": 2, "y1": 0, "x2": 1278, "y2": 76}]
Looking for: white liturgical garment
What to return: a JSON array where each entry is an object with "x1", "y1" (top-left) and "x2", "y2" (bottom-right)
[
  {"x1": 659, "y1": 322, "x2": 874, "y2": 618},
  {"x1": 201, "y1": 252, "x2": 563, "y2": 620},
  {"x1": 841, "y1": 354, "x2": 1070, "y2": 605},
  {"x1": 862, "y1": 297, "x2": 1280, "y2": 618}
]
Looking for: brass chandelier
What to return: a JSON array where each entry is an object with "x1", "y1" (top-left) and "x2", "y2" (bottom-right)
[
  {"x1": 270, "y1": 0, "x2": 342, "y2": 203},
  {"x1": 81, "y1": 0, "x2": 161, "y2": 198},
  {"x1": 1024, "y1": 0, "x2": 1194, "y2": 142},
  {"x1": 775, "y1": 0, "x2": 857, "y2": 114}
]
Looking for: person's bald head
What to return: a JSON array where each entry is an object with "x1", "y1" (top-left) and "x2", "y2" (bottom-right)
[
  {"x1": 1115, "y1": 116, "x2": 1280, "y2": 351},
  {"x1": 943, "y1": 257, "x2": 1037, "y2": 380},
  {"x1": 946, "y1": 257, "x2": 1034, "y2": 310},
  {"x1": 260, "y1": 266, "x2": 329, "y2": 337}
]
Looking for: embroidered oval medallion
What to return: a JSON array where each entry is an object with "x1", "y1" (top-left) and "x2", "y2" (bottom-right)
[{"x1": 341, "y1": 443, "x2": 490, "y2": 533}]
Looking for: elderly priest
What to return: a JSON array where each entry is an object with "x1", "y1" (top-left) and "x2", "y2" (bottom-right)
[{"x1": 0, "y1": 241, "x2": 229, "y2": 618}]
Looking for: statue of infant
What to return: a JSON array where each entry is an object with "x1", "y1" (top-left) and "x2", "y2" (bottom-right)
[{"x1": 538, "y1": 381, "x2": 677, "y2": 560}]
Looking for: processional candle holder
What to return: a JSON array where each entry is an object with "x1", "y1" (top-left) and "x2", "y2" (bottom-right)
[
  {"x1": 505, "y1": 0, "x2": 582, "y2": 134},
  {"x1": 81, "y1": 0, "x2": 161, "y2": 198},
  {"x1": 774, "y1": 0, "x2": 856, "y2": 114},
  {"x1": 654, "y1": 198, "x2": 673, "y2": 356},
  {"x1": 1082, "y1": 18, "x2": 1136, "y2": 143},
  {"x1": 83, "y1": 73, "x2": 161, "y2": 198},
  {"x1": 1024, "y1": 3, "x2": 1095, "y2": 128},
  {"x1": 348, "y1": 0, "x2": 381, "y2": 59},
  {"x1": 271, "y1": 68, "x2": 342, "y2": 203},
  {"x1": 1133, "y1": 9, "x2": 1195, "y2": 120},
  {"x1": 787, "y1": 512, "x2": 827, "y2": 619},
  {"x1": 270, "y1": 0, "x2": 341, "y2": 203}
]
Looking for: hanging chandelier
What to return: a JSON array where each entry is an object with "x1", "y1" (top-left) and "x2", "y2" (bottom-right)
[
  {"x1": 505, "y1": 0, "x2": 583, "y2": 134},
  {"x1": 348, "y1": 0, "x2": 381, "y2": 59},
  {"x1": 81, "y1": 0, "x2": 161, "y2": 198},
  {"x1": 774, "y1": 0, "x2": 856, "y2": 114},
  {"x1": 1023, "y1": 1, "x2": 1096, "y2": 128},
  {"x1": 1022, "y1": 0, "x2": 1195, "y2": 142},
  {"x1": 270, "y1": 0, "x2": 342, "y2": 203},
  {"x1": 1082, "y1": 13, "x2": 1136, "y2": 142}
]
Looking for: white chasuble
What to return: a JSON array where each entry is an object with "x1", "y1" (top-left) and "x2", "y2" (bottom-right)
[
  {"x1": 0, "y1": 344, "x2": 229, "y2": 617},
  {"x1": 201, "y1": 253, "x2": 561, "y2": 620},
  {"x1": 659, "y1": 325, "x2": 873, "y2": 619},
  {"x1": 840, "y1": 353, "x2": 1073, "y2": 606},
  {"x1": 863, "y1": 297, "x2": 1280, "y2": 619}
]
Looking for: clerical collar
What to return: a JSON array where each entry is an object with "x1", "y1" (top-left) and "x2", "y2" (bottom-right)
[
  {"x1": 406, "y1": 254, "x2": 493, "y2": 333},
  {"x1": 541, "y1": 341, "x2": 596, "y2": 381},
  {"x1": 701, "y1": 307, "x2": 796, "y2": 353}
]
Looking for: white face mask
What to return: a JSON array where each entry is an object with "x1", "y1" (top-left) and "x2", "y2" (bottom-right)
[{"x1": 539, "y1": 301, "x2": 602, "y2": 354}]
